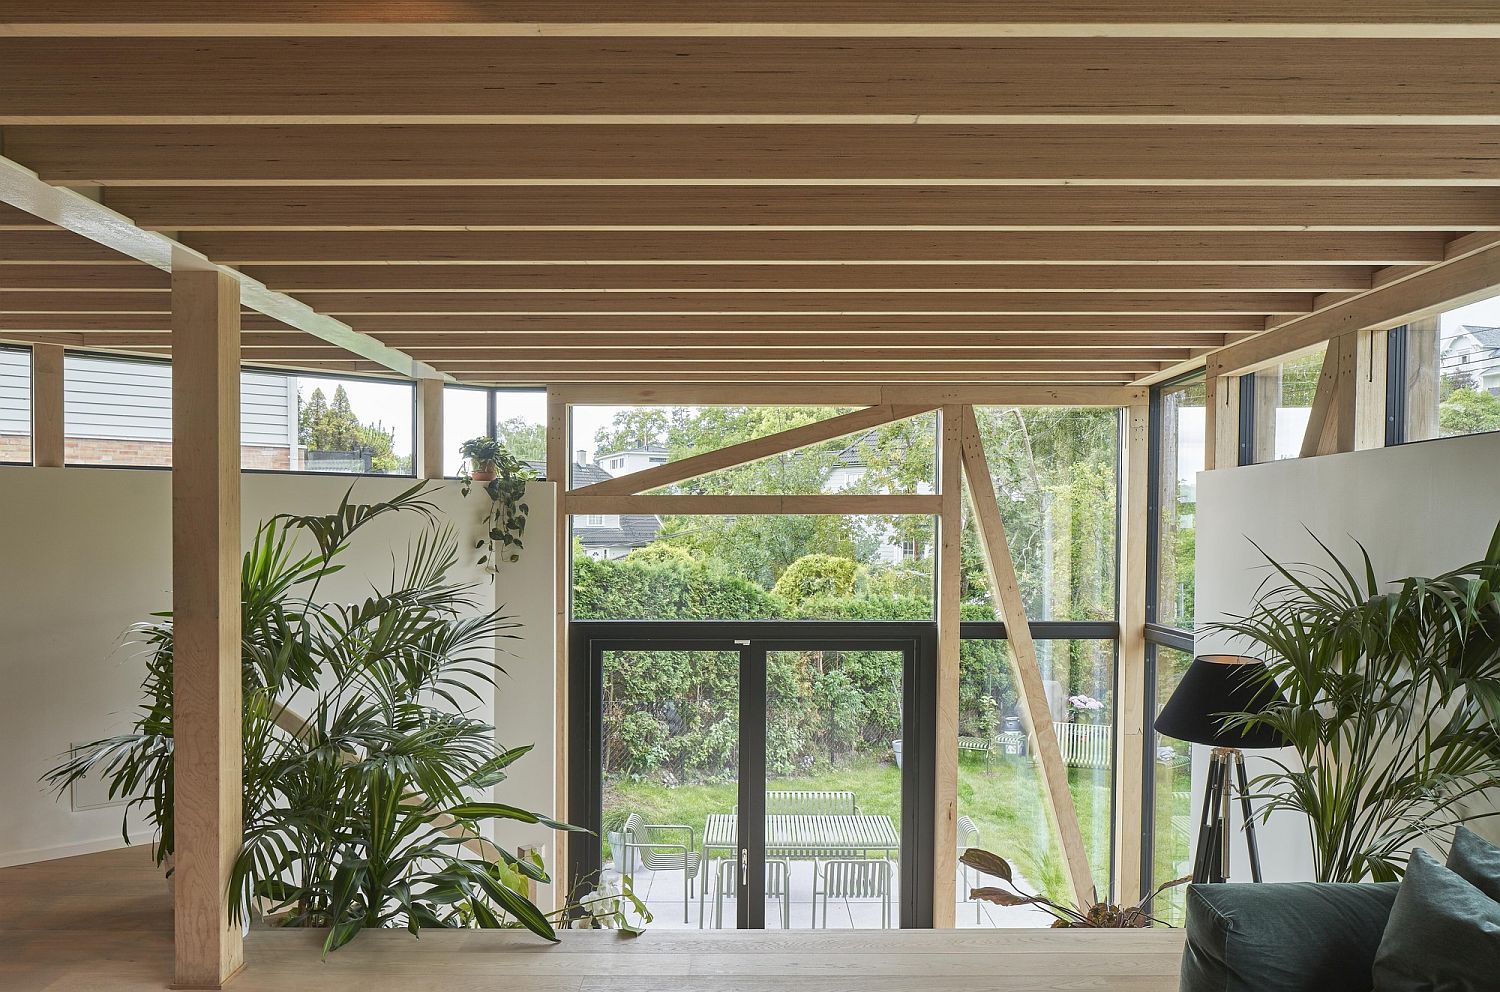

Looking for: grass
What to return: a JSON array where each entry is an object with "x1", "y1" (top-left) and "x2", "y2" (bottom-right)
[{"x1": 606, "y1": 751, "x2": 1114, "y2": 905}]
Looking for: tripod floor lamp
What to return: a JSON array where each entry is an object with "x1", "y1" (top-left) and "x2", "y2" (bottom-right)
[{"x1": 1154, "y1": 654, "x2": 1288, "y2": 884}]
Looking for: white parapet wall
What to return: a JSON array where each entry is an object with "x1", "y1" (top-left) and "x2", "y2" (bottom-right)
[
  {"x1": 1195, "y1": 429, "x2": 1500, "y2": 881},
  {"x1": 0, "y1": 467, "x2": 557, "y2": 901}
]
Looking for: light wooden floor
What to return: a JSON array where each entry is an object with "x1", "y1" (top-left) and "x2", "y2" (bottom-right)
[{"x1": 0, "y1": 847, "x2": 1186, "y2": 991}]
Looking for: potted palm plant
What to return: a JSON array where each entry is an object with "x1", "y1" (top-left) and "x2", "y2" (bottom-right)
[
  {"x1": 1208, "y1": 525, "x2": 1500, "y2": 882},
  {"x1": 44, "y1": 484, "x2": 644, "y2": 954}
]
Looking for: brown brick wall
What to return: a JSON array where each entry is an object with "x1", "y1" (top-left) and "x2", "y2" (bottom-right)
[{"x1": 0, "y1": 434, "x2": 291, "y2": 470}]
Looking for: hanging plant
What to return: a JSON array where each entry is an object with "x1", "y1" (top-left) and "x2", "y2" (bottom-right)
[{"x1": 459, "y1": 437, "x2": 534, "y2": 570}]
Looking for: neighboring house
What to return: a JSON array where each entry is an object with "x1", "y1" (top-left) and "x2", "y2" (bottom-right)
[
  {"x1": 1442, "y1": 324, "x2": 1500, "y2": 395},
  {"x1": 0, "y1": 350, "x2": 301, "y2": 468},
  {"x1": 592, "y1": 443, "x2": 668, "y2": 476},
  {"x1": 565, "y1": 458, "x2": 662, "y2": 560},
  {"x1": 829, "y1": 430, "x2": 930, "y2": 565}
]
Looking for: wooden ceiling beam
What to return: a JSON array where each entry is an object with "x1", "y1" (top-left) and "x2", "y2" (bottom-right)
[
  {"x1": 401, "y1": 348, "x2": 1189, "y2": 364},
  {"x1": 286, "y1": 290, "x2": 1317, "y2": 315},
  {"x1": 0, "y1": 264, "x2": 171, "y2": 290},
  {"x1": 175, "y1": 231, "x2": 1445, "y2": 265},
  {"x1": 241, "y1": 263, "x2": 1371, "y2": 292},
  {"x1": 0, "y1": 289, "x2": 1313, "y2": 316},
  {"x1": 10, "y1": 125, "x2": 1500, "y2": 185},
  {"x1": 4, "y1": 38, "x2": 1499, "y2": 123},
  {"x1": 450, "y1": 370, "x2": 1139, "y2": 383},
  {"x1": 372, "y1": 332, "x2": 1223, "y2": 349},
  {"x1": 6, "y1": 2, "x2": 1499, "y2": 36},
  {"x1": 98, "y1": 186, "x2": 1500, "y2": 233}
]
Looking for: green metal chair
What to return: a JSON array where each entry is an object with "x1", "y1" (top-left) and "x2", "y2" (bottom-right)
[
  {"x1": 957, "y1": 815, "x2": 982, "y2": 923},
  {"x1": 620, "y1": 812, "x2": 702, "y2": 923},
  {"x1": 812, "y1": 858, "x2": 893, "y2": 928}
]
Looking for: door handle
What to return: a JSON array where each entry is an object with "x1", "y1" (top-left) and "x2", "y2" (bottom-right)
[{"x1": 740, "y1": 847, "x2": 749, "y2": 886}]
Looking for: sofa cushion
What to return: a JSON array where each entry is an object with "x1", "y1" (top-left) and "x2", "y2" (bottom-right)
[
  {"x1": 1179, "y1": 881, "x2": 1399, "y2": 992},
  {"x1": 1447, "y1": 826, "x2": 1500, "y2": 903},
  {"x1": 1372, "y1": 848, "x2": 1500, "y2": 992}
]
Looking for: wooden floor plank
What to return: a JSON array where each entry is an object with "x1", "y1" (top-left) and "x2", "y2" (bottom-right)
[{"x1": 0, "y1": 846, "x2": 1185, "y2": 992}]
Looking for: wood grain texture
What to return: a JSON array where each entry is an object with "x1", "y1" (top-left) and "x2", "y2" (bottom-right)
[
  {"x1": 170, "y1": 268, "x2": 244, "y2": 989},
  {"x1": 934, "y1": 406, "x2": 963, "y2": 927},
  {"x1": 417, "y1": 377, "x2": 443, "y2": 479},
  {"x1": 6, "y1": 38, "x2": 1500, "y2": 122},
  {"x1": 97, "y1": 185, "x2": 1500, "y2": 232},
  {"x1": 166, "y1": 230, "x2": 1451, "y2": 266},
  {"x1": 0, "y1": 846, "x2": 1188, "y2": 992},
  {"x1": 12, "y1": 125, "x2": 1500, "y2": 184},
  {"x1": 28, "y1": 343, "x2": 64, "y2": 467},
  {"x1": 1114, "y1": 403, "x2": 1149, "y2": 902}
]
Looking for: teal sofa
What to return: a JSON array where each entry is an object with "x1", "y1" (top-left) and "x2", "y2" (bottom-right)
[{"x1": 1178, "y1": 881, "x2": 1399, "y2": 992}]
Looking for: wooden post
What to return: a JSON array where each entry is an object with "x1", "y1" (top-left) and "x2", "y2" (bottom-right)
[
  {"x1": 1251, "y1": 367, "x2": 1280, "y2": 464},
  {"x1": 1202, "y1": 371, "x2": 1240, "y2": 472},
  {"x1": 171, "y1": 266, "x2": 243, "y2": 990},
  {"x1": 1352, "y1": 328, "x2": 1389, "y2": 451},
  {"x1": 1403, "y1": 317, "x2": 1442, "y2": 442},
  {"x1": 933, "y1": 405, "x2": 963, "y2": 926},
  {"x1": 546, "y1": 388, "x2": 570, "y2": 912},
  {"x1": 416, "y1": 377, "x2": 444, "y2": 479},
  {"x1": 30, "y1": 343, "x2": 64, "y2": 468},
  {"x1": 1113, "y1": 402, "x2": 1149, "y2": 903},
  {"x1": 959, "y1": 408, "x2": 1095, "y2": 910}
]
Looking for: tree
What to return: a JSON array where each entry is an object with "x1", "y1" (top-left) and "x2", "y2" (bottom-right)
[
  {"x1": 495, "y1": 416, "x2": 546, "y2": 463},
  {"x1": 1439, "y1": 386, "x2": 1500, "y2": 436},
  {"x1": 298, "y1": 384, "x2": 405, "y2": 473}
]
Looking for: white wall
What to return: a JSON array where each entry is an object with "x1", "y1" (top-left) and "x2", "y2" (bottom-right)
[
  {"x1": 0, "y1": 467, "x2": 557, "y2": 887},
  {"x1": 1195, "y1": 431, "x2": 1500, "y2": 880}
]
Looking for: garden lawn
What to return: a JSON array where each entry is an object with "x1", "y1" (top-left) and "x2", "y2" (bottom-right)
[{"x1": 606, "y1": 751, "x2": 1112, "y2": 905}]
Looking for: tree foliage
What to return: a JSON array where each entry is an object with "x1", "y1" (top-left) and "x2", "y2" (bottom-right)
[{"x1": 298, "y1": 385, "x2": 405, "y2": 473}]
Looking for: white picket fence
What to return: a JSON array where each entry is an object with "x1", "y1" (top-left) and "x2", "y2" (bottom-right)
[{"x1": 1053, "y1": 721, "x2": 1111, "y2": 770}]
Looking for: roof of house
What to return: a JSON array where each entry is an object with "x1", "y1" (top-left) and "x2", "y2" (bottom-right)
[
  {"x1": 1446, "y1": 324, "x2": 1500, "y2": 353},
  {"x1": 543, "y1": 459, "x2": 663, "y2": 550}
]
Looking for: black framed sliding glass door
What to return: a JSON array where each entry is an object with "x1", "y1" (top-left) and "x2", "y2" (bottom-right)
[{"x1": 569, "y1": 621, "x2": 935, "y2": 930}]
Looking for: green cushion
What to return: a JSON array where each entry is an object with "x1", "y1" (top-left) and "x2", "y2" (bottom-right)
[
  {"x1": 1180, "y1": 881, "x2": 1399, "y2": 992},
  {"x1": 1448, "y1": 826, "x2": 1500, "y2": 904},
  {"x1": 1372, "y1": 849, "x2": 1500, "y2": 992}
]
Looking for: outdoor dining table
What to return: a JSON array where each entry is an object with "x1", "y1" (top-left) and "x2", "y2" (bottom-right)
[{"x1": 701, "y1": 812, "x2": 900, "y2": 859}]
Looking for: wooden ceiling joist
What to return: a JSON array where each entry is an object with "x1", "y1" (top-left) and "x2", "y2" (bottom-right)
[
  {"x1": 96, "y1": 186, "x2": 1500, "y2": 233},
  {"x1": 233, "y1": 263, "x2": 1372, "y2": 293},
  {"x1": 9, "y1": 125, "x2": 1500, "y2": 185},
  {"x1": 168, "y1": 231, "x2": 1446, "y2": 265},
  {"x1": 4, "y1": 38, "x2": 1500, "y2": 124},
  {"x1": 7, "y1": 2, "x2": 1500, "y2": 36}
]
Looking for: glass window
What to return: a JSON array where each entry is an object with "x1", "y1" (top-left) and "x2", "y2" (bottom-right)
[
  {"x1": 493, "y1": 388, "x2": 548, "y2": 471},
  {"x1": 0, "y1": 346, "x2": 30, "y2": 464},
  {"x1": 1400, "y1": 294, "x2": 1500, "y2": 443},
  {"x1": 1148, "y1": 644, "x2": 1195, "y2": 925},
  {"x1": 1154, "y1": 376, "x2": 1204, "y2": 631},
  {"x1": 967, "y1": 407, "x2": 1120, "y2": 623},
  {"x1": 569, "y1": 404, "x2": 936, "y2": 495},
  {"x1": 442, "y1": 385, "x2": 489, "y2": 477},
  {"x1": 572, "y1": 514, "x2": 936, "y2": 621},
  {"x1": 64, "y1": 353, "x2": 174, "y2": 467},
  {"x1": 1247, "y1": 347, "x2": 1325, "y2": 463},
  {"x1": 957, "y1": 637, "x2": 1115, "y2": 924},
  {"x1": 293, "y1": 374, "x2": 414, "y2": 475}
]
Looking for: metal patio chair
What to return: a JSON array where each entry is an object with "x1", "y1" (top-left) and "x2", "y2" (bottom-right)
[
  {"x1": 709, "y1": 857, "x2": 792, "y2": 929},
  {"x1": 957, "y1": 815, "x2": 982, "y2": 923},
  {"x1": 812, "y1": 858, "x2": 894, "y2": 928},
  {"x1": 619, "y1": 812, "x2": 702, "y2": 923}
]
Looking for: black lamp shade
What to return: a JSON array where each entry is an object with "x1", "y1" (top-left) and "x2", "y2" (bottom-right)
[{"x1": 1155, "y1": 654, "x2": 1289, "y2": 749}]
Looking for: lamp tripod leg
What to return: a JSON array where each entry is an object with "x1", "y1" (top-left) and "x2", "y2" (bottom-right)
[
  {"x1": 1233, "y1": 751, "x2": 1263, "y2": 883},
  {"x1": 1192, "y1": 753, "x2": 1227, "y2": 884}
]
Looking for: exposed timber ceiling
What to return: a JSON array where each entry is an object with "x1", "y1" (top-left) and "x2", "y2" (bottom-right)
[{"x1": 2, "y1": 3, "x2": 1500, "y2": 385}]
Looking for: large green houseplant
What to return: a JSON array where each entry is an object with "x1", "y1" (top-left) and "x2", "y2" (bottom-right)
[
  {"x1": 1210, "y1": 525, "x2": 1500, "y2": 882},
  {"x1": 45, "y1": 484, "x2": 641, "y2": 953}
]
